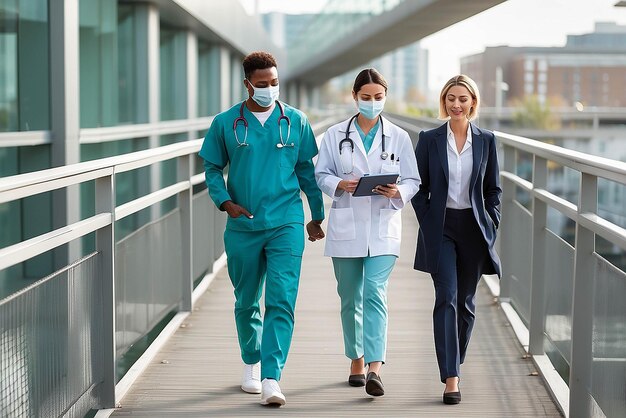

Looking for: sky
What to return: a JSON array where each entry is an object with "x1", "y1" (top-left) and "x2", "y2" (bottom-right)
[{"x1": 240, "y1": 0, "x2": 626, "y2": 92}]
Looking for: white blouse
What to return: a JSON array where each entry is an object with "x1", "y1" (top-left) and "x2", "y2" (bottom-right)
[{"x1": 445, "y1": 122, "x2": 473, "y2": 209}]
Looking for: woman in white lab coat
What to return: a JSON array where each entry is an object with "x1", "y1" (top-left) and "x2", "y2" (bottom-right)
[{"x1": 315, "y1": 68, "x2": 420, "y2": 397}]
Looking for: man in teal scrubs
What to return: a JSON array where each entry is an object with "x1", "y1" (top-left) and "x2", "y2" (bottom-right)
[{"x1": 199, "y1": 51, "x2": 325, "y2": 406}]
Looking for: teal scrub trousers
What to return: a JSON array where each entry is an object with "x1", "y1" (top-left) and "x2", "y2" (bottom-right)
[
  {"x1": 224, "y1": 223, "x2": 304, "y2": 381},
  {"x1": 331, "y1": 255, "x2": 396, "y2": 364}
]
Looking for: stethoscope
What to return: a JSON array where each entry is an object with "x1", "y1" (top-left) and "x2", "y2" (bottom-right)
[
  {"x1": 233, "y1": 101, "x2": 293, "y2": 148},
  {"x1": 339, "y1": 113, "x2": 388, "y2": 174}
]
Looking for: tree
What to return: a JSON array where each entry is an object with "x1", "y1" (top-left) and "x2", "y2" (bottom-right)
[{"x1": 511, "y1": 95, "x2": 560, "y2": 130}]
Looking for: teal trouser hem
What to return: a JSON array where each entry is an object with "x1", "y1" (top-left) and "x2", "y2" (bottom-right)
[
  {"x1": 242, "y1": 354, "x2": 261, "y2": 365},
  {"x1": 332, "y1": 255, "x2": 396, "y2": 364},
  {"x1": 224, "y1": 223, "x2": 304, "y2": 381}
]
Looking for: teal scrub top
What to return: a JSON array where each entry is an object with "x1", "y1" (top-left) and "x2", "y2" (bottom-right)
[
  {"x1": 355, "y1": 119, "x2": 380, "y2": 153},
  {"x1": 199, "y1": 101, "x2": 324, "y2": 231}
]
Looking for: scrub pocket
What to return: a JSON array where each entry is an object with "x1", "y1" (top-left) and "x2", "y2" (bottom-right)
[
  {"x1": 379, "y1": 208, "x2": 401, "y2": 239},
  {"x1": 279, "y1": 145, "x2": 298, "y2": 170},
  {"x1": 328, "y1": 207, "x2": 356, "y2": 241}
]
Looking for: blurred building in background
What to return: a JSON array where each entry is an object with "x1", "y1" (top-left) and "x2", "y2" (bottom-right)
[
  {"x1": 262, "y1": 12, "x2": 429, "y2": 108},
  {"x1": 461, "y1": 22, "x2": 626, "y2": 107}
]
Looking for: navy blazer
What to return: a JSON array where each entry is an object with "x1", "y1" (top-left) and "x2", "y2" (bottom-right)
[{"x1": 411, "y1": 123, "x2": 502, "y2": 277}]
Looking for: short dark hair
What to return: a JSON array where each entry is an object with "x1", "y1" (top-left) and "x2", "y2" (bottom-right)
[
  {"x1": 352, "y1": 68, "x2": 388, "y2": 94},
  {"x1": 242, "y1": 51, "x2": 277, "y2": 79}
]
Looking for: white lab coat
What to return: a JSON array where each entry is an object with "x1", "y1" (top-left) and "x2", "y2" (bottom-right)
[{"x1": 315, "y1": 115, "x2": 420, "y2": 257}]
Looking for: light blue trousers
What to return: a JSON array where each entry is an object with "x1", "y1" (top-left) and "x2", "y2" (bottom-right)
[
  {"x1": 224, "y1": 223, "x2": 304, "y2": 381},
  {"x1": 332, "y1": 255, "x2": 396, "y2": 364}
]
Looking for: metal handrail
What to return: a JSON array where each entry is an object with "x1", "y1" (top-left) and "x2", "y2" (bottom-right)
[
  {"x1": 80, "y1": 117, "x2": 213, "y2": 144},
  {"x1": 0, "y1": 140, "x2": 202, "y2": 198},
  {"x1": 495, "y1": 131, "x2": 626, "y2": 184}
]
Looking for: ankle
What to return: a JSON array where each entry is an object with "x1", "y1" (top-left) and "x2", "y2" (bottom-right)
[
  {"x1": 350, "y1": 357, "x2": 365, "y2": 374},
  {"x1": 444, "y1": 376, "x2": 459, "y2": 391},
  {"x1": 368, "y1": 361, "x2": 383, "y2": 375}
]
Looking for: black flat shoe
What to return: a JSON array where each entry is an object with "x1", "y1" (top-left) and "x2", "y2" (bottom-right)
[
  {"x1": 365, "y1": 372, "x2": 384, "y2": 396},
  {"x1": 348, "y1": 374, "x2": 366, "y2": 387},
  {"x1": 443, "y1": 390, "x2": 461, "y2": 405}
]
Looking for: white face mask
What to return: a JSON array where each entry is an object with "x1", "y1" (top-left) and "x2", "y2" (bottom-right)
[
  {"x1": 249, "y1": 82, "x2": 280, "y2": 107},
  {"x1": 357, "y1": 98, "x2": 386, "y2": 120}
]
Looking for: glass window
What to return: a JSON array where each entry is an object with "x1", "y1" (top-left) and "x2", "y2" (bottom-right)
[
  {"x1": 197, "y1": 41, "x2": 221, "y2": 117},
  {"x1": 524, "y1": 82, "x2": 534, "y2": 95},
  {"x1": 230, "y1": 52, "x2": 243, "y2": 104},
  {"x1": 79, "y1": 0, "x2": 118, "y2": 128},
  {"x1": 538, "y1": 59, "x2": 548, "y2": 72},
  {"x1": 197, "y1": 40, "x2": 212, "y2": 117},
  {"x1": 160, "y1": 25, "x2": 187, "y2": 121},
  {"x1": 524, "y1": 71, "x2": 534, "y2": 83},
  {"x1": 538, "y1": 83, "x2": 547, "y2": 95},
  {"x1": 80, "y1": 139, "x2": 151, "y2": 247},
  {"x1": 159, "y1": 133, "x2": 187, "y2": 213},
  {"x1": 118, "y1": 4, "x2": 146, "y2": 125},
  {"x1": 0, "y1": 0, "x2": 49, "y2": 132},
  {"x1": 524, "y1": 59, "x2": 534, "y2": 72},
  {"x1": 0, "y1": 145, "x2": 53, "y2": 294}
]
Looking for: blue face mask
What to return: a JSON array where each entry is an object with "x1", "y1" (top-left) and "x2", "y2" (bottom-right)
[
  {"x1": 358, "y1": 98, "x2": 386, "y2": 120},
  {"x1": 248, "y1": 82, "x2": 280, "y2": 108}
]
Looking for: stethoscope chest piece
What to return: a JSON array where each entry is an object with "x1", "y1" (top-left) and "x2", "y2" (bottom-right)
[{"x1": 381, "y1": 151, "x2": 389, "y2": 160}]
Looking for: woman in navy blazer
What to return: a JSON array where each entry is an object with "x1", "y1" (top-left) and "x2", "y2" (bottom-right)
[{"x1": 411, "y1": 75, "x2": 502, "y2": 405}]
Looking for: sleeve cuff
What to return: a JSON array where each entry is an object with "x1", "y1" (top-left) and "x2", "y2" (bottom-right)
[
  {"x1": 390, "y1": 185, "x2": 412, "y2": 209},
  {"x1": 214, "y1": 193, "x2": 232, "y2": 211},
  {"x1": 310, "y1": 208, "x2": 325, "y2": 221},
  {"x1": 390, "y1": 195, "x2": 405, "y2": 210},
  {"x1": 325, "y1": 177, "x2": 344, "y2": 202}
]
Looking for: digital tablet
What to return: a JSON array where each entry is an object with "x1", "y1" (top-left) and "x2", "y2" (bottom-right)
[{"x1": 353, "y1": 173, "x2": 399, "y2": 197}]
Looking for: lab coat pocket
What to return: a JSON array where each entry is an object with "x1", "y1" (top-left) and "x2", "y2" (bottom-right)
[
  {"x1": 328, "y1": 207, "x2": 356, "y2": 241},
  {"x1": 380, "y1": 163, "x2": 400, "y2": 182},
  {"x1": 379, "y1": 208, "x2": 401, "y2": 240},
  {"x1": 380, "y1": 163, "x2": 400, "y2": 175}
]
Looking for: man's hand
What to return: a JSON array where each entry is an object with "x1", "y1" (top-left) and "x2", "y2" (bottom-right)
[
  {"x1": 221, "y1": 200, "x2": 253, "y2": 219},
  {"x1": 306, "y1": 220, "x2": 325, "y2": 242}
]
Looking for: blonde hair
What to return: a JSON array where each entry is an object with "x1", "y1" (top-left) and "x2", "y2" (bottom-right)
[{"x1": 438, "y1": 74, "x2": 480, "y2": 121}]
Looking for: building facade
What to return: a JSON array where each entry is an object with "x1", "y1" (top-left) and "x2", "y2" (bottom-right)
[
  {"x1": 0, "y1": 0, "x2": 278, "y2": 293},
  {"x1": 461, "y1": 22, "x2": 626, "y2": 108}
]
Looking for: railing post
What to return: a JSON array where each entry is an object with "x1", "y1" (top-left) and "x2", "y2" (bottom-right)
[
  {"x1": 529, "y1": 156, "x2": 548, "y2": 355},
  {"x1": 499, "y1": 144, "x2": 516, "y2": 301},
  {"x1": 178, "y1": 154, "x2": 193, "y2": 311},
  {"x1": 569, "y1": 173, "x2": 597, "y2": 418},
  {"x1": 145, "y1": 3, "x2": 161, "y2": 221},
  {"x1": 95, "y1": 173, "x2": 116, "y2": 408},
  {"x1": 50, "y1": 0, "x2": 81, "y2": 270}
]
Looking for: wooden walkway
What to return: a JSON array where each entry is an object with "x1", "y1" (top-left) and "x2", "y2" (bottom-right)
[{"x1": 112, "y1": 209, "x2": 562, "y2": 417}]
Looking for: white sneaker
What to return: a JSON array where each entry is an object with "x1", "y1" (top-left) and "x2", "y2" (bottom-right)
[
  {"x1": 241, "y1": 362, "x2": 262, "y2": 394},
  {"x1": 260, "y1": 378, "x2": 286, "y2": 406}
]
